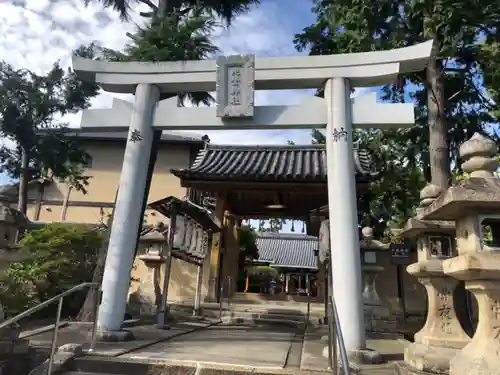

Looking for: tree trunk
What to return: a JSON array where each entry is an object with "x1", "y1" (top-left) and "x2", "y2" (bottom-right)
[
  {"x1": 60, "y1": 185, "x2": 73, "y2": 221},
  {"x1": 425, "y1": 9, "x2": 450, "y2": 190},
  {"x1": 76, "y1": 188, "x2": 119, "y2": 322},
  {"x1": 427, "y1": 58, "x2": 449, "y2": 189},
  {"x1": 17, "y1": 147, "x2": 29, "y2": 214}
]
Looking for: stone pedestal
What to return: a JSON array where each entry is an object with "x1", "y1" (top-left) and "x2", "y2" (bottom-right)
[
  {"x1": 404, "y1": 261, "x2": 469, "y2": 374},
  {"x1": 443, "y1": 253, "x2": 500, "y2": 375},
  {"x1": 400, "y1": 183, "x2": 470, "y2": 375},
  {"x1": 404, "y1": 260, "x2": 470, "y2": 374},
  {"x1": 362, "y1": 265, "x2": 391, "y2": 332},
  {"x1": 134, "y1": 253, "x2": 164, "y2": 315}
]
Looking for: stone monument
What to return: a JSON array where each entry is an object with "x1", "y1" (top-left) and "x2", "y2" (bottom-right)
[
  {"x1": 73, "y1": 41, "x2": 433, "y2": 361},
  {"x1": 398, "y1": 185, "x2": 470, "y2": 375},
  {"x1": 420, "y1": 133, "x2": 500, "y2": 375}
]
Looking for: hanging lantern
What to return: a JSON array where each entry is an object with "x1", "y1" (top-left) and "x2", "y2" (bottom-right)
[{"x1": 173, "y1": 215, "x2": 186, "y2": 249}]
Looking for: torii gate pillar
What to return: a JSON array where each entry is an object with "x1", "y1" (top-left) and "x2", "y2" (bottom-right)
[
  {"x1": 72, "y1": 40, "x2": 432, "y2": 358},
  {"x1": 325, "y1": 77, "x2": 367, "y2": 353}
]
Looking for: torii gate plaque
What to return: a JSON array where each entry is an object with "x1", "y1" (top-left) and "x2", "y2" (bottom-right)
[{"x1": 73, "y1": 40, "x2": 433, "y2": 359}]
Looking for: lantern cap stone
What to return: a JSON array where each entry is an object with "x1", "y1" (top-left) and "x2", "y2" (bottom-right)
[
  {"x1": 415, "y1": 183, "x2": 442, "y2": 217},
  {"x1": 420, "y1": 183, "x2": 442, "y2": 201},
  {"x1": 400, "y1": 217, "x2": 455, "y2": 238},
  {"x1": 420, "y1": 133, "x2": 500, "y2": 221},
  {"x1": 459, "y1": 132, "x2": 498, "y2": 178}
]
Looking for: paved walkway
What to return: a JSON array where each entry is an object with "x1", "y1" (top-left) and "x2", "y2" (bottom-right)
[
  {"x1": 24, "y1": 316, "x2": 220, "y2": 357},
  {"x1": 117, "y1": 323, "x2": 299, "y2": 369},
  {"x1": 23, "y1": 316, "x2": 405, "y2": 374}
]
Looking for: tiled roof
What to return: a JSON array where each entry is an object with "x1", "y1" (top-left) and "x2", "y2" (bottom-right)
[
  {"x1": 172, "y1": 144, "x2": 375, "y2": 182},
  {"x1": 255, "y1": 232, "x2": 319, "y2": 269}
]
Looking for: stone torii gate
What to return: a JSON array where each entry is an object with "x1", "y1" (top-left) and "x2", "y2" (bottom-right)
[{"x1": 72, "y1": 41, "x2": 433, "y2": 358}]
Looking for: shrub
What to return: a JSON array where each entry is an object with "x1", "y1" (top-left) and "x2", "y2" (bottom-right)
[{"x1": 0, "y1": 223, "x2": 103, "y2": 317}]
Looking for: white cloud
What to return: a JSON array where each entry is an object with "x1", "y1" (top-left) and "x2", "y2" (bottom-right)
[{"x1": 0, "y1": 0, "x2": 372, "y2": 149}]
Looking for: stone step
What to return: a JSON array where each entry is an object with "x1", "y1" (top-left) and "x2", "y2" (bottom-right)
[{"x1": 65, "y1": 356, "x2": 330, "y2": 375}]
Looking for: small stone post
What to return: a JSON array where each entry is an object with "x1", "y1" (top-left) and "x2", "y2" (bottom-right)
[
  {"x1": 399, "y1": 184, "x2": 470, "y2": 375},
  {"x1": 421, "y1": 133, "x2": 500, "y2": 375},
  {"x1": 359, "y1": 227, "x2": 393, "y2": 333}
]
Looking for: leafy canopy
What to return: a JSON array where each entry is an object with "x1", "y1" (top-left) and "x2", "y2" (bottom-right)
[
  {"x1": 0, "y1": 45, "x2": 100, "y2": 191},
  {"x1": 0, "y1": 223, "x2": 104, "y2": 316},
  {"x1": 294, "y1": 0, "x2": 500, "y2": 236}
]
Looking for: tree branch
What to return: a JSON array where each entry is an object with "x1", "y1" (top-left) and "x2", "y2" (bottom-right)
[
  {"x1": 138, "y1": 0, "x2": 157, "y2": 11},
  {"x1": 126, "y1": 32, "x2": 139, "y2": 42}
]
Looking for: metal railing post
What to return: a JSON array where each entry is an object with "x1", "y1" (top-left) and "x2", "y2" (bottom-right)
[
  {"x1": 331, "y1": 296, "x2": 351, "y2": 375},
  {"x1": 47, "y1": 297, "x2": 64, "y2": 375},
  {"x1": 327, "y1": 298, "x2": 335, "y2": 372},
  {"x1": 0, "y1": 282, "x2": 101, "y2": 375},
  {"x1": 88, "y1": 288, "x2": 102, "y2": 353}
]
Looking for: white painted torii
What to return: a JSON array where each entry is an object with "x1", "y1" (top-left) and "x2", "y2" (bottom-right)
[{"x1": 73, "y1": 40, "x2": 432, "y2": 357}]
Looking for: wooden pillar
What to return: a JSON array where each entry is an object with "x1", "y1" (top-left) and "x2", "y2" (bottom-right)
[
  {"x1": 221, "y1": 215, "x2": 239, "y2": 297},
  {"x1": 208, "y1": 194, "x2": 225, "y2": 301}
]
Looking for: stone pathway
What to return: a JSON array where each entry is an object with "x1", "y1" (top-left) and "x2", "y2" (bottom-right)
[
  {"x1": 23, "y1": 316, "x2": 405, "y2": 375},
  {"x1": 117, "y1": 323, "x2": 298, "y2": 369},
  {"x1": 24, "y1": 316, "x2": 219, "y2": 357}
]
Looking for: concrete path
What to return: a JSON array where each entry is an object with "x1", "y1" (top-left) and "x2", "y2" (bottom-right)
[
  {"x1": 118, "y1": 323, "x2": 300, "y2": 369},
  {"x1": 301, "y1": 324, "x2": 404, "y2": 372},
  {"x1": 24, "y1": 316, "x2": 219, "y2": 357}
]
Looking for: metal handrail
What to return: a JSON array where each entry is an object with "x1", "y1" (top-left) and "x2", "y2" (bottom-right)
[
  {"x1": 329, "y1": 295, "x2": 351, "y2": 375},
  {"x1": 0, "y1": 282, "x2": 101, "y2": 375}
]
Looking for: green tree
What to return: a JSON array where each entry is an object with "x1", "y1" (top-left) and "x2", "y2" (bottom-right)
[
  {"x1": 310, "y1": 128, "x2": 425, "y2": 238},
  {"x1": 0, "y1": 223, "x2": 104, "y2": 316},
  {"x1": 85, "y1": 0, "x2": 258, "y2": 24},
  {"x1": 0, "y1": 46, "x2": 99, "y2": 214},
  {"x1": 294, "y1": 0, "x2": 500, "y2": 233}
]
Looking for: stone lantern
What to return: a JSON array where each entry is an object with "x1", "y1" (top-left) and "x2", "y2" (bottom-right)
[
  {"x1": 132, "y1": 224, "x2": 167, "y2": 316},
  {"x1": 399, "y1": 184, "x2": 470, "y2": 375},
  {"x1": 359, "y1": 227, "x2": 393, "y2": 333},
  {"x1": 420, "y1": 133, "x2": 500, "y2": 375}
]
